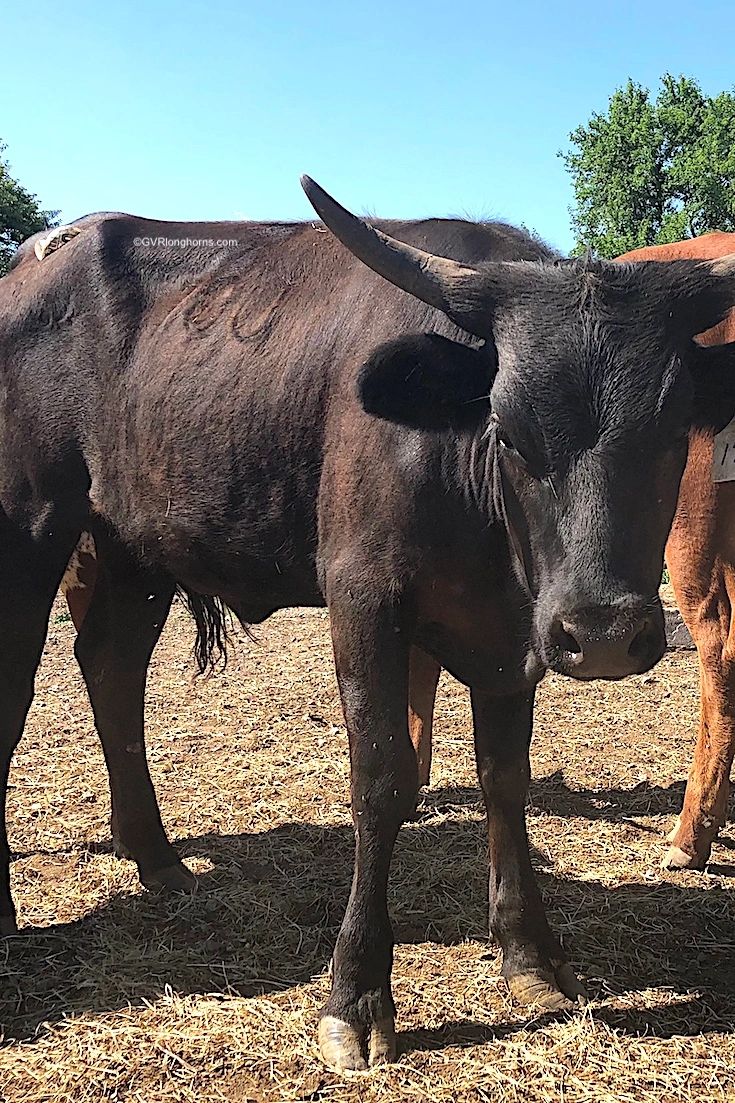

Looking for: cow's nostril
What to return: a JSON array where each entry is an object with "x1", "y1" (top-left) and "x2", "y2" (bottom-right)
[
  {"x1": 627, "y1": 619, "x2": 651, "y2": 660},
  {"x1": 553, "y1": 620, "x2": 583, "y2": 659}
]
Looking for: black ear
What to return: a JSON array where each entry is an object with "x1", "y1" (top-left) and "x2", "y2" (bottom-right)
[
  {"x1": 656, "y1": 259, "x2": 735, "y2": 344},
  {"x1": 357, "y1": 333, "x2": 496, "y2": 429},
  {"x1": 687, "y1": 342, "x2": 735, "y2": 431}
]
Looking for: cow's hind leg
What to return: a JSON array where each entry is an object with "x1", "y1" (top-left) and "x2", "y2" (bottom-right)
[
  {"x1": 0, "y1": 530, "x2": 81, "y2": 934},
  {"x1": 663, "y1": 580, "x2": 735, "y2": 869},
  {"x1": 663, "y1": 437, "x2": 735, "y2": 870},
  {"x1": 408, "y1": 646, "x2": 440, "y2": 789},
  {"x1": 73, "y1": 536, "x2": 194, "y2": 892},
  {"x1": 472, "y1": 689, "x2": 586, "y2": 1009}
]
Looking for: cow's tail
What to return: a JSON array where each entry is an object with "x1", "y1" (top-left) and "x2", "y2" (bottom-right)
[{"x1": 176, "y1": 588, "x2": 235, "y2": 674}]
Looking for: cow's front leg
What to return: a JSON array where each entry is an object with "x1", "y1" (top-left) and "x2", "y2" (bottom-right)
[
  {"x1": 319, "y1": 589, "x2": 418, "y2": 1071},
  {"x1": 472, "y1": 688, "x2": 587, "y2": 1010}
]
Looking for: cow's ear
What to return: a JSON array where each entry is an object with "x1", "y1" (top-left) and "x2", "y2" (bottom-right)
[
  {"x1": 657, "y1": 258, "x2": 735, "y2": 343},
  {"x1": 357, "y1": 333, "x2": 496, "y2": 429},
  {"x1": 687, "y1": 342, "x2": 735, "y2": 431}
]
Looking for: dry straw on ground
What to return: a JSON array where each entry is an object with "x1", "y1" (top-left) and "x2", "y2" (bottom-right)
[{"x1": 0, "y1": 601, "x2": 733, "y2": 1102}]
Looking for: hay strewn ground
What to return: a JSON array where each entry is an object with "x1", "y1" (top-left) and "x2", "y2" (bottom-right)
[{"x1": 0, "y1": 601, "x2": 734, "y2": 1102}]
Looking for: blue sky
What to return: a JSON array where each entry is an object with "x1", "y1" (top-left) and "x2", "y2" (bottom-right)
[{"x1": 2, "y1": 0, "x2": 734, "y2": 253}]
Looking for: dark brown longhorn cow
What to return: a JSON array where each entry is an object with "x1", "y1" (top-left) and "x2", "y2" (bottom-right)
[{"x1": 2, "y1": 180, "x2": 735, "y2": 1069}]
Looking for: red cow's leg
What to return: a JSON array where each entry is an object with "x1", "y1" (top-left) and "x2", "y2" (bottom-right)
[
  {"x1": 408, "y1": 647, "x2": 440, "y2": 788},
  {"x1": 665, "y1": 432, "x2": 735, "y2": 869}
]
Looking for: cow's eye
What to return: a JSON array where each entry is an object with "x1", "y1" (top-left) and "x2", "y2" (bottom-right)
[
  {"x1": 491, "y1": 415, "x2": 519, "y2": 454},
  {"x1": 492, "y1": 416, "x2": 537, "y2": 472}
]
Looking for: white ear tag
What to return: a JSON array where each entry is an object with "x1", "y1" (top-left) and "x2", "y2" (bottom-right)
[{"x1": 712, "y1": 418, "x2": 735, "y2": 482}]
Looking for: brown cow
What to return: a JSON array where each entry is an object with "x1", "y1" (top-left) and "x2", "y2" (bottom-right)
[
  {"x1": 618, "y1": 232, "x2": 735, "y2": 870},
  {"x1": 3, "y1": 183, "x2": 735, "y2": 1071}
]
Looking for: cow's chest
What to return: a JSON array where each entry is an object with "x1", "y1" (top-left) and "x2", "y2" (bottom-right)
[{"x1": 413, "y1": 564, "x2": 535, "y2": 693}]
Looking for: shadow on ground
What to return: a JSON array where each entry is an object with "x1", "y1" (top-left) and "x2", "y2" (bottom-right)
[
  {"x1": 422, "y1": 773, "x2": 691, "y2": 821},
  {"x1": 2, "y1": 800, "x2": 735, "y2": 1052}
]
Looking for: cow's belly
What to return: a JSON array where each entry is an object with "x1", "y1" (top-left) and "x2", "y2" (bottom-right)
[{"x1": 86, "y1": 448, "x2": 324, "y2": 614}]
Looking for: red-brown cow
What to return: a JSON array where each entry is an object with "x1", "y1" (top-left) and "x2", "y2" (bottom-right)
[{"x1": 618, "y1": 233, "x2": 735, "y2": 869}]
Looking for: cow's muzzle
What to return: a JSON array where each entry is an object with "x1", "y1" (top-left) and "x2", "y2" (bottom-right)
[{"x1": 542, "y1": 601, "x2": 665, "y2": 680}]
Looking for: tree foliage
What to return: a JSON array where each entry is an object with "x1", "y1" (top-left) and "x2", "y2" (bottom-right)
[
  {"x1": 561, "y1": 75, "x2": 735, "y2": 257},
  {"x1": 0, "y1": 142, "x2": 57, "y2": 275}
]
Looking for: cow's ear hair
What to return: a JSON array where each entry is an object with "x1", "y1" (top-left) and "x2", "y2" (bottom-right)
[
  {"x1": 357, "y1": 333, "x2": 497, "y2": 429},
  {"x1": 687, "y1": 342, "x2": 735, "y2": 431},
  {"x1": 656, "y1": 259, "x2": 735, "y2": 343}
]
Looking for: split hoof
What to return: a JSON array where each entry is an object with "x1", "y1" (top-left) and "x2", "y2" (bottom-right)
[
  {"x1": 662, "y1": 845, "x2": 707, "y2": 871},
  {"x1": 368, "y1": 1017, "x2": 398, "y2": 1067},
  {"x1": 141, "y1": 861, "x2": 197, "y2": 893},
  {"x1": 507, "y1": 963, "x2": 587, "y2": 1011},
  {"x1": 663, "y1": 816, "x2": 716, "y2": 871},
  {"x1": 318, "y1": 1014, "x2": 396, "y2": 1071},
  {"x1": 406, "y1": 789, "x2": 428, "y2": 822},
  {"x1": 0, "y1": 915, "x2": 18, "y2": 937}
]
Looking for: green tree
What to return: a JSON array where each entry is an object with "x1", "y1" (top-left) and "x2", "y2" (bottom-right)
[
  {"x1": 561, "y1": 75, "x2": 735, "y2": 257},
  {"x1": 0, "y1": 142, "x2": 57, "y2": 275}
]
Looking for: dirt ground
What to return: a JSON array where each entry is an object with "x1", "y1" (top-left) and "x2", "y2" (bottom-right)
[{"x1": 0, "y1": 599, "x2": 734, "y2": 1102}]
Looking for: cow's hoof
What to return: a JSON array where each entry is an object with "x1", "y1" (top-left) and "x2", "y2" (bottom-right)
[
  {"x1": 406, "y1": 789, "x2": 428, "y2": 822},
  {"x1": 662, "y1": 845, "x2": 707, "y2": 871},
  {"x1": 368, "y1": 1017, "x2": 397, "y2": 1067},
  {"x1": 663, "y1": 816, "x2": 717, "y2": 871},
  {"x1": 0, "y1": 915, "x2": 18, "y2": 936},
  {"x1": 319, "y1": 1016, "x2": 367, "y2": 1071},
  {"x1": 141, "y1": 862, "x2": 197, "y2": 893},
  {"x1": 318, "y1": 1014, "x2": 396, "y2": 1071},
  {"x1": 507, "y1": 963, "x2": 587, "y2": 1011}
]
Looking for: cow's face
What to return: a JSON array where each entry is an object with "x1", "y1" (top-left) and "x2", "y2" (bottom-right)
[
  {"x1": 486, "y1": 263, "x2": 735, "y2": 680},
  {"x1": 488, "y1": 297, "x2": 693, "y2": 680},
  {"x1": 301, "y1": 177, "x2": 735, "y2": 682}
]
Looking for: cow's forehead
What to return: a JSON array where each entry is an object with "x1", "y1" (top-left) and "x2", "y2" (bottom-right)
[{"x1": 489, "y1": 303, "x2": 690, "y2": 466}]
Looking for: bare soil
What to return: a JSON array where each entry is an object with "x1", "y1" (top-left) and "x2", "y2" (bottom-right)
[{"x1": 0, "y1": 600, "x2": 733, "y2": 1102}]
